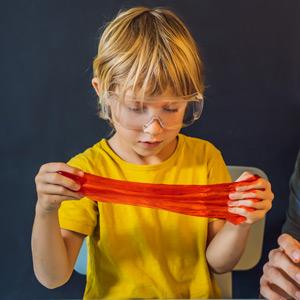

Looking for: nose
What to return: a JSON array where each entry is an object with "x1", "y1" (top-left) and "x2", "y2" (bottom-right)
[{"x1": 143, "y1": 116, "x2": 164, "y2": 135}]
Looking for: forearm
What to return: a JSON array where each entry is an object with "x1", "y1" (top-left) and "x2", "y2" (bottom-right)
[
  {"x1": 31, "y1": 203, "x2": 72, "y2": 288},
  {"x1": 206, "y1": 221, "x2": 251, "y2": 273},
  {"x1": 282, "y1": 169, "x2": 300, "y2": 241}
]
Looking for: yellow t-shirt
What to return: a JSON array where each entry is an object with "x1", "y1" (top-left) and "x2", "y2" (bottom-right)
[{"x1": 58, "y1": 133, "x2": 231, "y2": 299}]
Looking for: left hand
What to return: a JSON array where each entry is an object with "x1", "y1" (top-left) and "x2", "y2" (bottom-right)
[{"x1": 227, "y1": 172, "x2": 274, "y2": 224}]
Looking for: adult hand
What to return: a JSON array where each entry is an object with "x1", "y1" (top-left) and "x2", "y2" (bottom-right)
[{"x1": 260, "y1": 233, "x2": 300, "y2": 300}]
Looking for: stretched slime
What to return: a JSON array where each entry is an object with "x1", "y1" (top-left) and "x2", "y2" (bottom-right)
[{"x1": 58, "y1": 171, "x2": 260, "y2": 224}]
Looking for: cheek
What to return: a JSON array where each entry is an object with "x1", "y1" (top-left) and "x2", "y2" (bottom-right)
[
  {"x1": 166, "y1": 128, "x2": 181, "y2": 139},
  {"x1": 114, "y1": 125, "x2": 139, "y2": 141}
]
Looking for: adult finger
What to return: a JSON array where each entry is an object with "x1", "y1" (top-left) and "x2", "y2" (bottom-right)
[
  {"x1": 269, "y1": 248, "x2": 300, "y2": 285},
  {"x1": 260, "y1": 279, "x2": 286, "y2": 300},
  {"x1": 263, "y1": 263, "x2": 300, "y2": 300},
  {"x1": 278, "y1": 234, "x2": 300, "y2": 264}
]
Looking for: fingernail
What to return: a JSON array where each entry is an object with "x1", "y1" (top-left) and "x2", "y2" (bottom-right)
[{"x1": 292, "y1": 251, "x2": 300, "y2": 261}]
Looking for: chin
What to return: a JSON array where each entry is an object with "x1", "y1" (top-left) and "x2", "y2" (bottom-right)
[{"x1": 135, "y1": 144, "x2": 162, "y2": 156}]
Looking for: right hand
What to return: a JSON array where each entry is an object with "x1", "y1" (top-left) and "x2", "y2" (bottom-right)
[
  {"x1": 35, "y1": 162, "x2": 84, "y2": 213},
  {"x1": 260, "y1": 233, "x2": 300, "y2": 300}
]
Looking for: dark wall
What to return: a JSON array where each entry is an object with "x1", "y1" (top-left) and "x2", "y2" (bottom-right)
[{"x1": 1, "y1": 1, "x2": 299, "y2": 299}]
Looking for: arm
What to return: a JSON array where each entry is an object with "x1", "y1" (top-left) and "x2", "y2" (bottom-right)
[
  {"x1": 282, "y1": 150, "x2": 300, "y2": 241},
  {"x1": 206, "y1": 172, "x2": 274, "y2": 273},
  {"x1": 260, "y1": 233, "x2": 300, "y2": 300},
  {"x1": 260, "y1": 151, "x2": 300, "y2": 299},
  {"x1": 206, "y1": 220, "x2": 251, "y2": 273},
  {"x1": 31, "y1": 163, "x2": 85, "y2": 288}
]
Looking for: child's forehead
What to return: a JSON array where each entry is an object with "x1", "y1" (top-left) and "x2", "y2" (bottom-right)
[
  {"x1": 117, "y1": 86, "x2": 175, "y2": 97},
  {"x1": 126, "y1": 91, "x2": 178, "y2": 101},
  {"x1": 113, "y1": 88, "x2": 196, "y2": 102}
]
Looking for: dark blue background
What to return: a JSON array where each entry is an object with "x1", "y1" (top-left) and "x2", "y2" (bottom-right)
[{"x1": 1, "y1": 1, "x2": 299, "y2": 299}]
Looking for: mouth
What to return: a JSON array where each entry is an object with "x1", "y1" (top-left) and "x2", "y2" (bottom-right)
[{"x1": 138, "y1": 140, "x2": 163, "y2": 148}]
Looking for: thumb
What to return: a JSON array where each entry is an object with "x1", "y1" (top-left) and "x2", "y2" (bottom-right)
[{"x1": 235, "y1": 171, "x2": 254, "y2": 182}]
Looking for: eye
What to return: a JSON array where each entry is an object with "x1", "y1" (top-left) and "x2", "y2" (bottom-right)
[
  {"x1": 164, "y1": 107, "x2": 178, "y2": 113},
  {"x1": 126, "y1": 102, "x2": 145, "y2": 113},
  {"x1": 128, "y1": 107, "x2": 143, "y2": 112},
  {"x1": 163, "y1": 103, "x2": 181, "y2": 113}
]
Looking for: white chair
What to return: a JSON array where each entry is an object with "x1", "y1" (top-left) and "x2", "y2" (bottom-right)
[
  {"x1": 74, "y1": 166, "x2": 268, "y2": 299},
  {"x1": 214, "y1": 166, "x2": 268, "y2": 299}
]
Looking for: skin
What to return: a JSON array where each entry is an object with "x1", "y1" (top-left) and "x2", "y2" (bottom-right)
[
  {"x1": 32, "y1": 163, "x2": 85, "y2": 288},
  {"x1": 31, "y1": 79, "x2": 274, "y2": 288},
  {"x1": 260, "y1": 234, "x2": 300, "y2": 300}
]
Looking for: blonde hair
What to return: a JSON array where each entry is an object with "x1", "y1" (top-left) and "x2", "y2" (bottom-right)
[{"x1": 93, "y1": 6, "x2": 204, "y2": 119}]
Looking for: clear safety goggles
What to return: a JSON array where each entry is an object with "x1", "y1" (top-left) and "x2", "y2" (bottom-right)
[{"x1": 102, "y1": 91, "x2": 204, "y2": 130}]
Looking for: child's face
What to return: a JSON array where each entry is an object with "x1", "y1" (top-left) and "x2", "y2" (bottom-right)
[
  {"x1": 110, "y1": 90, "x2": 183, "y2": 163},
  {"x1": 92, "y1": 79, "x2": 193, "y2": 163}
]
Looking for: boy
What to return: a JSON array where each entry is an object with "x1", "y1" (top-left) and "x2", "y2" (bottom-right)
[{"x1": 32, "y1": 7, "x2": 274, "y2": 298}]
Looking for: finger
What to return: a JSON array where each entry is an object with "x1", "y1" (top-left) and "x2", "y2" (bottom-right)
[
  {"x1": 35, "y1": 173, "x2": 81, "y2": 191},
  {"x1": 236, "y1": 177, "x2": 270, "y2": 192},
  {"x1": 251, "y1": 199, "x2": 272, "y2": 211},
  {"x1": 39, "y1": 162, "x2": 84, "y2": 177},
  {"x1": 228, "y1": 192, "x2": 273, "y2": 214},
  {"x1": 278, "y1": 234, "x2": 300, "y2": 264},
  {"x1": 228, "y1": 206, "x2": 249, "y2": 217},
  {"x1": 228, "y1": 207, "x2": 265, "y2": 223},
  {"x1": 228, "y1": 199, "x2": 272, "y2": 211},
  {"x1": 229, "y1": 189, "x2": 273, "y2": 200},
  {"x1": 229, "y1": 191, "x2": 258, "y2": 200},
  {"x1": 38, "y1": 172, "x2": 81, "y2": 192},
  {"x1": 37, "y1": 183, "x2": 84, "y2": 199},
  {"x1": 263, "y1": 265, "x2": 300, "y2": 300},
  {"x1": 268, "y1": 248, "x2": 300, "y2": 285},
  {"x1": 235, "y1": 171, "x2": 254, "y2": 182},
  {"x1": 228, "y1": 199, "x2": 256, "y2": 207},
  {"x1": 260, "y1": 280, "x2": 286, "y2": 300}
]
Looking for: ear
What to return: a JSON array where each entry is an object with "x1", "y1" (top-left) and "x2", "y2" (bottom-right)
[{"x1": 91, "y1": 77, "x2": 100, "y2": 96}]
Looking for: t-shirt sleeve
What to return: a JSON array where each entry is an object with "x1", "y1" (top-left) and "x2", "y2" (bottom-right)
[
  {"x1": 206, "y1": 144, "x2": 232, "y2": 223},
  {"x1": 58, "y1": 154, "x2": 98, "y2": 236}
]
